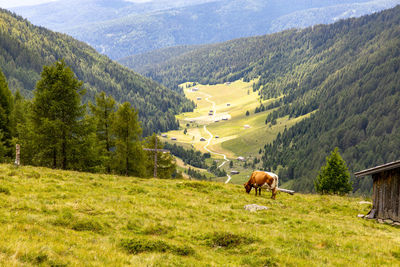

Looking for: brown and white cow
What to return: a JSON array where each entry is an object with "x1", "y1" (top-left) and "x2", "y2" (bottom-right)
[{"x1": 244, "y1": 171, "x2": 279, "y2": 199}]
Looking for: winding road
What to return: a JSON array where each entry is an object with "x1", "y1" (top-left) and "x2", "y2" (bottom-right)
[{"x1": 198, "y1": 92, "x2": 232, "y2": 184}]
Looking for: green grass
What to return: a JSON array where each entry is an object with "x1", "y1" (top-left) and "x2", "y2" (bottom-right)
[
  {"x1": 163, "y1": 79, "x2": 311, "y2": 167},
  {"x1": 0, "y1": 163, "x2": 400, "y2": 266}
]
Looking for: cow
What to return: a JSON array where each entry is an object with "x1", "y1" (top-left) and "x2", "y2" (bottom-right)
[{"x1": 244, "y1": 171, "x2": 279, "y2": 199}]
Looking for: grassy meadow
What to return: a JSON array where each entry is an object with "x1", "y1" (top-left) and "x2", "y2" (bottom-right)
[
  {"x1": 162, "y1": 79, "x2": 313, "y2": 182},
  {"x1": 1, "y1": 164, "x2": 400, "y2": 266}
]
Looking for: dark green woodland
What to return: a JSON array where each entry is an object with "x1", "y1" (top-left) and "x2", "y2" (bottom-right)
[{"x1": 0, "y1": 8, "x2": 194, "y2": 136}]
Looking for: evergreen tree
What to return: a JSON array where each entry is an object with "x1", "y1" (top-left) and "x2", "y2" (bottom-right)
[
  {"x1": 11, "y1": 91, "x2": 35, "y2": 165},
  {"x1": 89, "y1": 92, "x2": 116, "y2": 173},
  {"x1": 314, "y1": 148, "x2": 352, "y2": 194},
  {"x1": 112, "y1": 102, "x2": 145, "y2": 176},
  {"x1": 31, "y1": 60, "x2": 86, "y2": 169},
  {"x1": 143, "y1": 134, "x2": 176, "y2": 178},
  {"x1": 0, "y1": 68, "x2": 13, "y2": 160}
]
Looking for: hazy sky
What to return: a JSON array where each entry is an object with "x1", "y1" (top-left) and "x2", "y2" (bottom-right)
[{"x1": 0, "y1": 0, "x2": 153, "y2": 8}]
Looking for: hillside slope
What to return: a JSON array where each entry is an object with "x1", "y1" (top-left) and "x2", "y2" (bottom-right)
[
  {"x1": 1, "y1": 163, "x2": 400, "y2": 266},
  {"x1": 12, "y1": 0, "x2": 400, "y2": 59},
  {"x1": 0, "y1": 9, "x2": 194, "y2": 136},
  {"x1": 138, "y1": 6, "x2": 400, "y2": 193}
]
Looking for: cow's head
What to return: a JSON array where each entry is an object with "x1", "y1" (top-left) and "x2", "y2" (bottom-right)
[{"x1": 244, "y1": 182, "x2": 252, "y2": 193}]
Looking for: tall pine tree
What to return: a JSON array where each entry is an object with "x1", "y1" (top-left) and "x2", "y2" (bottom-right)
[
  {"x1": 112, "y1": 102, "x2": 145, "y2": 176},
  {"x1": 89, "y1": 92, "x2": 116, "y2": 173},
  {"x1": 0, "y1": 68, "x2": 13, "y2": 160},
  {"x1": 31, "y1": 60, "x2": 86, "y2": 169}
]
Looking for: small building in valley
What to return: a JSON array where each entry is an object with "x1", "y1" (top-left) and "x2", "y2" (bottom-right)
[
  {"x1": 200, "y1": 137, "x2": 206, "y2": 141},
  {"x1": 355, "y1": 160, "x2": 400, "y2": 222},
  {"x1": 237, "y1": 156, "x2": 245, "y2": 162},
  {"x1": 231, "y1": 170, "x2": 240, "y2": 175}
]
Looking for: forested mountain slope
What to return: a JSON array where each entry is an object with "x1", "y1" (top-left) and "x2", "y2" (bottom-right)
[
  {"x1": 141, "y1": 6, "x2": 400, "y2": 193},
  {"x1": 12, "y1": 0, "x2": 400, "y2": 59},
  {"x1": 119, "y1": 45, "x2": 204, "y2": 74},
  {"x1": 0, "y1": 9, "x2": 194, "y2": 136}
]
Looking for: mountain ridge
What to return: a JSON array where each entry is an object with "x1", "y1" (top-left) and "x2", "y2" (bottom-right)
[{"x1": 11, "y1": 0, "x2": 400, "y2": 59}]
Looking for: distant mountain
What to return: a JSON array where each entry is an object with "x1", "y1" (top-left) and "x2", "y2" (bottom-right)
[
  {"x1": 134, "y1": 6, "x2": 400, "y2": 193},
  {"x1": 0, "y1": 8, "x2": 194, "y2": 136},
  {"x1": 11, "y1": 0, "x2": 400, "y2": 59},
  {"x1": 118, "y1": 45, "x2": 204, "y2": 74}
]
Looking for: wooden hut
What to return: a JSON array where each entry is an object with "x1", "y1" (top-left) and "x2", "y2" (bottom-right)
[{"x1": 355, "y1": 160, "x2": 400, "y2": 221}]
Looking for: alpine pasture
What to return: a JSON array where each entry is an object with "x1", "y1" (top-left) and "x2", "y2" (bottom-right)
[
  {"x1": 0, "y1": 164, "x2": 399, "y2": 266},
  {"x1": 163, "y1": 80, "x2": 313, "y2": 183}
]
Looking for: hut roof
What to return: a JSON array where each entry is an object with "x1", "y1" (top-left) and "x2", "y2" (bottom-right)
[{"x1": 354, "y1": 160, "x2": 400, "y2": 177}]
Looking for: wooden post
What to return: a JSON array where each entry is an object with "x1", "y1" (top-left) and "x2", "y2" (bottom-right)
[
  {"x1": 154, "y1": 137, "x2": 157, "y2": 178},
  {"x1": 142, "y1": 137, "x2": 170, "y2": 178},
  {"x1": 15, "y1": 144, "x2": 20, "y2": 166}
]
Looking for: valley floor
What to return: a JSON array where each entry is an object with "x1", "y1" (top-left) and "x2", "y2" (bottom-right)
[
  {"x1": 163, "y1": 80, "x2": 313, "y2": 184},
  {"x1": 0, "y1": 164, "x2": 399, "y2": 266}
]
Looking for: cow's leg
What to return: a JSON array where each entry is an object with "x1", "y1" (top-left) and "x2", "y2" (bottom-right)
[
  {"x1": 258, "y1": 188, "x2": 261, "y2": 196},
  {"x1": 255, "y1": 187, "x2": 258, "y2": 196},
  {"x1": 271, "y1": 188, "x2": 277, "y2": 200}
]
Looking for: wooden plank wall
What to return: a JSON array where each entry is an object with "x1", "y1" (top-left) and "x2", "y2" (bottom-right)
[{"x1": 373, "y1": 168, "x2": 400, "y2": 221}]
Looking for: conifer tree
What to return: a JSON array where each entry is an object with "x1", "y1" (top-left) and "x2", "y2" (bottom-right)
[
  {"x1": 112, "y1": 102, "x2": 145, "y2": 176},
  {"x1": 0, "y1": 68, "x2": 13, "y2": 160},
  {"x1": 10, "y1": 91, "x2": 35, "y2": 165},
  {"x1": 314, "y1": 147, "x2": 352, "y2": 194},
  {"x1": 31, "y1": 60, "x2": 86, "y2": 169},
  {"x1": 90, "y1": 92, "x2": 116, "y2": 172}
]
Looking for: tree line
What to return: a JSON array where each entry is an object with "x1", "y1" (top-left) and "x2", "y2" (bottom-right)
[
  {"x1": 0, "y1": 60, "x2": 177, "y2": 178},
  {"x1": 0, "y1": 8, "x2": 194, "y2": 137}
]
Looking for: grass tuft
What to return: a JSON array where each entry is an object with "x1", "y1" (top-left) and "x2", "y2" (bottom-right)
[
  {"x1": 71, "y1": 218, "x2": 104, "y2": 233},
  {"x1": 204, "y1": 231, "x2": 256, "y2": 248},
  {"x1": 142, "y1": 223, "x2": 175, "y2": 235},
  {"x1": 0, "y1": 186, "x2": 10, "y2": 195},
  {"x1": 120, "y1": 238, "x2": 194, "y2": 256}
]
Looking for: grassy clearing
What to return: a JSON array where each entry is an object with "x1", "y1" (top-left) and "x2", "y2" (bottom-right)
[{"x1": 1, "y1": 164, "x2": 400, "y2": 266}]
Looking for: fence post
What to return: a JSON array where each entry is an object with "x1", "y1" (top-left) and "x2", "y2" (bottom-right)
[
  {"x1": 15, "y1": 144, "x2": 20, "y2": 166},
  {"x1": 154, "y1": 137, "x2": 157, "y2": 178}
]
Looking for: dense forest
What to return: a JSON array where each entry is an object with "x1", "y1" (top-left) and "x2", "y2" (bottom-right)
[
  {"x1": 0, "y1": 8, "x2": 194, "y2": 136},
  {"x1": 138, "y1": 6, "x2": 400, "y2": 194},
  {"x1": 0, "y1": 60, "x2": 179, "y2": 178}
]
